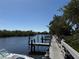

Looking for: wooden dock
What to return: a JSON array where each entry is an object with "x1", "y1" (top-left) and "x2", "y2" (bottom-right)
[
  {"x1": 29, "y1": 43, "x2": 50, "y2": 46},
  {"x1": 29, "y1": 40, "x2": 50, "y2": 53},
  {"x1": 49, "y1": 36, "x2": 64, "y2": 59},
  {"x1": 28, "y1": 35, "x2": 50, "y2": 53}
]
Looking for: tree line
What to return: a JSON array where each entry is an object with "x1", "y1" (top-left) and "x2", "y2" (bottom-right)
[
  {"x1": 0, "y1": 30, "x2": 49, "y2": 37},
  {"x1": 49, "y1": 0, "x2": 79, "y2": 52}
]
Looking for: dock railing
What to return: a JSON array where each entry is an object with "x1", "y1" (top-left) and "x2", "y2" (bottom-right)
[{"x1": 61, "y1": 40, "x2": 79, "y2": 59}]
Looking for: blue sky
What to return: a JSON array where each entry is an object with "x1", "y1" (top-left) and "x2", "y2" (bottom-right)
[{"x1": 0, "y1": 0, "x2": 69, "y2": 32}]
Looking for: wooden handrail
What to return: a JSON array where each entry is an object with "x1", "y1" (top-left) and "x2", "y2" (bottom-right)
[{"x1": 61, "y1": 40, "x2": 79, "y2": 59}]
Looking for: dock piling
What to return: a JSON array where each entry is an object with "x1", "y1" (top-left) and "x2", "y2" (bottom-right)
[{"x1": 31, "y1": 40, "x2": 33, "y2": 52}]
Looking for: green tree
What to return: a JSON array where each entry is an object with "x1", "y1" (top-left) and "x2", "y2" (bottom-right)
[
  {"x1": 63, "y1": 0, "x2": 79, "y2": 29},
  {"x1": 49, "y1": 15, "x2": 72, "y2": 38}
]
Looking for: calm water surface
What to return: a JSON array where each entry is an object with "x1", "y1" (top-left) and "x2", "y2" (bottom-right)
[
  {"x1": 0, "y1": 34, "x2": 49, "y2": 56},
  {"x1": 0, "y1": 37, "x2": 29, "y2": 55}
]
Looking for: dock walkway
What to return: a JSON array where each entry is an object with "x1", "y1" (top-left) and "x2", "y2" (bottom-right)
[
  {"x1": 49, "y1": 36, "x2": 64, "y2": 59},
  {"x1": 29, "y1": 43, "x2": 50, "y2": 46}
]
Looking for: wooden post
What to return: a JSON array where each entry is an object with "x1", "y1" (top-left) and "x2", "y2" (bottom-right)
[
  {"x1": 31, "y1": 40, "x2": 33, "y2": 52},
  {"x1": 28, "y1": 36, "x2": 30, "y2": 45},
  {"x1": 33, "y1": 39, "x2": 35, "y2": 52},
  {"x1": 41, "y1": 36, "x2": 43, "y2": 43}
]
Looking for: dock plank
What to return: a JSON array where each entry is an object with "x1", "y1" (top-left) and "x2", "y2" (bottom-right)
[
  {"x1": 29, "y1": 43, "x2": 50, "y2": 46},
  {"x1": 49, "y1": 36, "x2": 64, "y2": 59}
]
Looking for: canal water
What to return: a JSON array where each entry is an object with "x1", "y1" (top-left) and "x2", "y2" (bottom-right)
[{"x1": 0, "y1": 34, "x2": 49, "y2": 59}]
